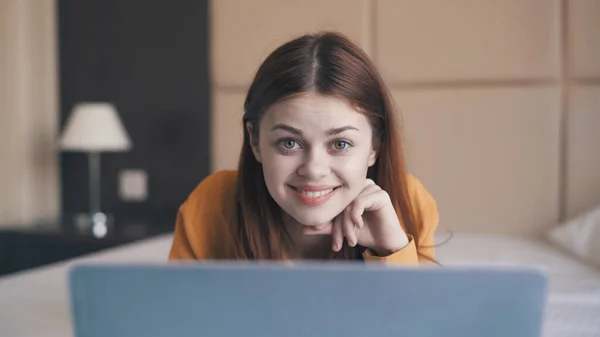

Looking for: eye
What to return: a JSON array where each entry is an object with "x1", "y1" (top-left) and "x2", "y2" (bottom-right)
[
  {"x1": 281, "y1": 139, "x2": 298, "y2": 149},
  {"x1": 331, "y1": 140, "x2": 351, "y2": 151},
  {"x1": 277, "y1": 139, "x2": 302, "y2": 153}
]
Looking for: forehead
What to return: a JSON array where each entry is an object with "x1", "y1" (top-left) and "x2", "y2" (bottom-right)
[{"x1": 262, "y1": 93, "x2": 371, "y2": 130}]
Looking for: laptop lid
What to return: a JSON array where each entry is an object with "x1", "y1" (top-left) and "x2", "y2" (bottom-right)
[{"x1": 68, "y1": 262, "x2": 547, "y2": 337}]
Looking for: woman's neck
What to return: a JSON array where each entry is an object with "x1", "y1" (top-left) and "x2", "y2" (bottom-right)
[{"x1": 282, "y1": 213, "x2": 332, "y2": 260}]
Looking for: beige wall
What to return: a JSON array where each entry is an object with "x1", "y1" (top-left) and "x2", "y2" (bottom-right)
[
  {"x1": 565, "y1": 1, "x2": 600, "y2": 218},
  {"x1": 1, "y1": 0, "x2": 598, "y2": 235},
  {"x1": 0, "y1": 0, "x2": 59, "y2": 227},
  {"x1": 210, "y1": 0, "x2": 600, "y2": 235}
]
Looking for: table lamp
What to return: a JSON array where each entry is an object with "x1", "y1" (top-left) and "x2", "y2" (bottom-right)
[{"x1": 59, "y1": 102, "x2": 132, "y2": 237}]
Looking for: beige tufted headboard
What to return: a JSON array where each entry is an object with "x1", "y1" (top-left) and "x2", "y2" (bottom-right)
[{"x1": 209, "y1": 0, "x2": 600, "y2": 237}]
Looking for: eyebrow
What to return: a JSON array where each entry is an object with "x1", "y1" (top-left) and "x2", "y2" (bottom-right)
[{"x1": 271, "y1": 124, "x2": 359, "y2": 136}]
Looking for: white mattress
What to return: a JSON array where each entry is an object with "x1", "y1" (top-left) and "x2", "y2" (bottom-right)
[
  {"x1": 0, "y1": 233, "x2": 598, "y2": 337},
  {"x1": 0, "y1": 234, "x2": 175, "y2": 337},
  {"x1": 435, "y1": 233, "x2": 600, "y2": 337}
]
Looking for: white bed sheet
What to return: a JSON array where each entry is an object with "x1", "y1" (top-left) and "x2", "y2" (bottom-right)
[
  {"x1": 435, "y1": 233, "x2": 600, "y2": 337},
  {"x1": 1, "y1": 233, "x2": 598, "y2": 337},
  {"x1": 0, "y1": 234, "x2": 174, "y2": 337}
]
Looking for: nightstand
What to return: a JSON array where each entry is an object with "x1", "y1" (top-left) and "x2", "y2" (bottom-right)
[{"x1": 0, "y1": 224, "x2": 170, "y2": 277}]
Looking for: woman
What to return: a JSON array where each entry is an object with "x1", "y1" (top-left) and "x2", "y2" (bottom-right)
[{"x1": 169, "y1": 32, "x2": 438, "y2": 263}]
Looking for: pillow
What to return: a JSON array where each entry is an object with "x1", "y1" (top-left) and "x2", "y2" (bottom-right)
[{"x1": 546, "y1": 205, "x2": 600, "y2": 267}]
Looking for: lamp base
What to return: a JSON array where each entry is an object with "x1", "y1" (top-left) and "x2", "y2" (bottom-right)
[{"x1": 73, "y1": 212, "x2": 115, "y2": 238}]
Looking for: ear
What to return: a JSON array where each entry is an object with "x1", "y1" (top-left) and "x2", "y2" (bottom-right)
[
  {"x1": 246, "y1": 122, "x2": 262, "y2": 163},
  {"x1": 368, "y1": 138, "x2": 380, "y2": 167}
]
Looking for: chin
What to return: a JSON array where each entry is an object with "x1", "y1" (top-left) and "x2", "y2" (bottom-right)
[{"x1": 288, "y1": 211, "x2": 337, "y2": 227}]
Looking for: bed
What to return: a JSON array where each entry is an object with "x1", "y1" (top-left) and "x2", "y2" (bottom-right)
[
  {"x1": 0, "y1": 232, "x2": 598, "y2": 337},
  {"x1": 435, "y1": 233, "x2": 600, "y2": 337}
]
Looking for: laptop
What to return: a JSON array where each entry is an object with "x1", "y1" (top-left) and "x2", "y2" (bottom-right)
[{"x1": 68, "y1": 262, "x2": 548, "y2": 337}]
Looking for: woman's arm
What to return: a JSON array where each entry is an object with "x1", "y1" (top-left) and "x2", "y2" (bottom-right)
[
  {"x1": 169, "y1": 202, "x2": 197, "y2": 260},
  {"x1": 168, "y1": 170, "x2": 238, "y2": 261},
  {"x1": 363, "y1": 175, "x2": 439, "y2": 264}
]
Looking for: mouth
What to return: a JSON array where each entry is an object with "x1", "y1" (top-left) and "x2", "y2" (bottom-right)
[{"x1": 286, "y1": 184, "x2": 341, "y2": 206}]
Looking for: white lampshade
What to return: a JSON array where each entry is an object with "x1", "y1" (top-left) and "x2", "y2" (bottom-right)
[{"x1": 59, "y1": 102, "x2": 132, "y2": 152}]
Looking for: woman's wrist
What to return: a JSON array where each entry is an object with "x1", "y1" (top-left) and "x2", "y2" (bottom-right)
[{"x1": 370, "y1": 232, "x2": 410, "y2": 256}]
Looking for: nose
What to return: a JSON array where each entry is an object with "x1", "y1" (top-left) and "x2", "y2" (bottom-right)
[{"x1": 297, "y1": 148, "x2": 330, "y2": 179}]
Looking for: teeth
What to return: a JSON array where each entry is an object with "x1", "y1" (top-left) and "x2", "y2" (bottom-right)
[{"x1": 299, "y1": 188, "x2": 334, "y2": 198}]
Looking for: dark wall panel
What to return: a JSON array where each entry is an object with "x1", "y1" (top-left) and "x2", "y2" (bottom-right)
[{"x1": 58, "y1": 0, "x2": 210, "y2": 231}]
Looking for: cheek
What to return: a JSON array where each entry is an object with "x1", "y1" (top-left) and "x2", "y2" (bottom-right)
[
  {"x1": 331, "y1": 156, "x2": 370, "y2": 198},
  {"x1": 260, "y1": 151, "x2": 298, "y2": 183},
  {"x1": 333, "y1": 151, "x2": 372, "y2": 177}
]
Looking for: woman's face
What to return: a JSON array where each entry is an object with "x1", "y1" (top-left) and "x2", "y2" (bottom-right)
[{"x1": 249, "y1": 93, "x2": 378, "y2": 227}]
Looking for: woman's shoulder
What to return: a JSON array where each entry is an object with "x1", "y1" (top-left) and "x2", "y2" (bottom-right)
[
  {"x1": 405, "y1": 173, "x2": 439, "y2": 230},
  {"x1": 190, "y1": 170, "x2": 238, "y2": 194},
  {"x1": 405, "y1": 174, "x2": 436, "y2": 206},
  {"x1": 170, "y1": 170, "x2": 238, "y2": 259},
  {"x1": 182, "y1": 170, "x2": 238, "y2": 220}
]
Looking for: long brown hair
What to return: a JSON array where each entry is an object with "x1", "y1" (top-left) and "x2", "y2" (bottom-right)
[{"x1": 233, "y1": 32, "x2": 421, "y2": 260}]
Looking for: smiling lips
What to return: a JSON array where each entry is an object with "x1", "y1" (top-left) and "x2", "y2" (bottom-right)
[{"x1": 287, "y1": 184, "x2": 340, "y2": 206}]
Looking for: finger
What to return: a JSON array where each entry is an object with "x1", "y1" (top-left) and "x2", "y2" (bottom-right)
[
  {"x1": 347, "y1": 207, "x2": 361, "y2": 244},
  {"x1": 356, "y1": 180, "x2": 380, "y2": 201},
  {"x1": 350, "y1": 200, "x2": 365, "y2": 229},
  {"x1": 364, "y1": 178, "x2": 376, "y2": 187},
  {"x1": 361, "y1": 183, "x2": 381, "y2": 194},
  {"x1": 343, "y1": 208, "x2": 358, "y2": 247},
  {"x1": 301, "y1": 222, "x2": 332, "y2": 235},
  {"x1": 331, "y1": 215, "x2": 343, "y2": 252},
  {"x1": 360, "y1": 183, "x2": 381, "y2": 198},
  {"x1": 353, "y1": 184, "x2": 380, "y2": 230},
  {"x1": 344, "y1": 205, "x2": 356, "y2": 230},
  {"x1": 351, "y1": 190, "x2": 390, "y2": 224},
  {"x1": 350, "y1": 199, "x2": 365, "y2": 230}
]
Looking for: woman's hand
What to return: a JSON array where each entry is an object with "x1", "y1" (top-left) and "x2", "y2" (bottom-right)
[{"x1": 302, "y1": 179, "x2": 409, "y2": 256}]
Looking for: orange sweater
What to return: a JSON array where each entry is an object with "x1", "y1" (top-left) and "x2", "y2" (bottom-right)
[{"x1": 169, "y1": 170, "x2": 439, "y2": 264}]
